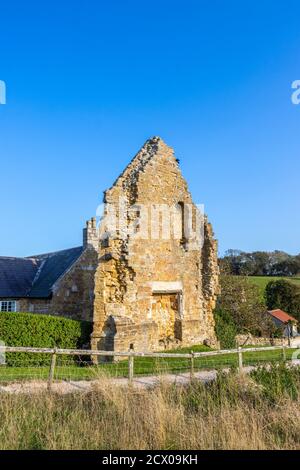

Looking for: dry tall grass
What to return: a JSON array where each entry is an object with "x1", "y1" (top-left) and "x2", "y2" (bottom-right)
[{"x1": 0, "y1": 367, "x2": 300, "y2": 450}]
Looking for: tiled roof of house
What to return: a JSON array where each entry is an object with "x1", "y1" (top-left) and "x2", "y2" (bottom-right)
[
  {"x1": 267, "y1": 309, "x2": 298, "y2": 323},
  {"x1": 0, "y1": 246, "x2": 83, "y2": 299}
]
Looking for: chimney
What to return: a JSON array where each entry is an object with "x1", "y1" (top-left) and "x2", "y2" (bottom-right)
[{"x1": 83, "y1": 217, "x2": 99, "y2": 249}]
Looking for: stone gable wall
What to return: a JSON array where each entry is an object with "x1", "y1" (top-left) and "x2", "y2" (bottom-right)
[
  {"x1": 92, "y1": 137, "x2": 219, "y2": 353},
  {"x1": 8, "y1": 137, "x2": 219, "y2": 354}
]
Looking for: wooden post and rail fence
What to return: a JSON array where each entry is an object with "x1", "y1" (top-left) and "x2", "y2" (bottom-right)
[{"x1": 0, "y1": 343, "x2": 296, "y2": 391}]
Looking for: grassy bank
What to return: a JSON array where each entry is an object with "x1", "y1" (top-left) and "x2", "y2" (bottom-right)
[{"x1": 1, "y1": 365, "x2": 300, "y2": 449}]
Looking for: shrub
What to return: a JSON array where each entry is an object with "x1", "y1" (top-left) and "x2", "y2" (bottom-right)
[
  {"x1": 251, "y1": 364, "x2": 300, "y2": 403},
  {"x1": 0, "y1": 311, "x2": 92, "y2": 366},
  {"x1": 214, "y1": 308, "x2": 237, "y2": 349}
]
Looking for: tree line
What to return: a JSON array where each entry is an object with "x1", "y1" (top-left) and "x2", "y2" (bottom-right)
[{"x1": 220, "y1": 249, "x2": 300, "y2": 277}]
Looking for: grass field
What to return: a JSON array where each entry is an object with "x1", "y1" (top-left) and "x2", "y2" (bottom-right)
[
  {"x1": 0, "y1": 344, "x2": 295, "y2": 383},
  {"x1": 248, "y1": 276, "x2": 300, "y2": 299},
  {"x1": 1, "y1": 365, "x2": 300, "y2": 449}
]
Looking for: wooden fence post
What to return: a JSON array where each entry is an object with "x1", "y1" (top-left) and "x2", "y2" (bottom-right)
[
  {"x1": 128, "y1": 347, "x2": 134, "y2": 384},
  {"x1": 48, "y1": 349, "x2": 57, "y2": 392},
  {"x1": 238, "y1": 347, "x2": 243, "y2": 373},
  {"x1": 190, "y1": 350, "x2": 195, "y2": 381}
]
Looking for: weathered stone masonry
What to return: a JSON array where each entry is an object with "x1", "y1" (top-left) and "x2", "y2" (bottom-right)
[
  {"x1": 0, "y1": 136, "x2": 219, "y2": 353},
  {"x1": 91, "y1": 137, "x2": 219, "y2": 352}
]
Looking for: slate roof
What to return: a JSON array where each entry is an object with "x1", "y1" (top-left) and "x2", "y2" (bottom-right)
[
  {"x1": 0, "y1": 257, "x2": 40, "y2": 297},
  {"x1": 267, "y1": 309, "x2": 298, "y2": 323},
  {"x1": 0, "y1": 247, "x2": 83, "y2": 299}
]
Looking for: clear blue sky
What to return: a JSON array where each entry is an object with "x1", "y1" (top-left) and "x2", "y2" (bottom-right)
[{"x1": 1, "y1": 0, "x2": 300, "y2": 257}]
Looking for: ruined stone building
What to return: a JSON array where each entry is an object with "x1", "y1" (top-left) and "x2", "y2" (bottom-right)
[{"x1": 0, "y1": 137, "x2": 219, "y2": 351}]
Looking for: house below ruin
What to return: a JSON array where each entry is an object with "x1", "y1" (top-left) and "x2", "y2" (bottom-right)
[{"x1": 0, "y1": 137, "x2": 219, "y2": 351}]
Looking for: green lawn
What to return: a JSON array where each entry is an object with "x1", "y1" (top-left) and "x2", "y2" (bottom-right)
[
  {"x1": 248, "y1": 276, "x2": 300, "y2": 300},
  {"x1": 0, "y1": 344, "x2": 296, "y2": 383}
]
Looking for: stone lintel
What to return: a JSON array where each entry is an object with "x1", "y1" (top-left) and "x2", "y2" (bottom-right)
[{"x1": 149, "y1": 281, "x2": 183, "y2": 293}]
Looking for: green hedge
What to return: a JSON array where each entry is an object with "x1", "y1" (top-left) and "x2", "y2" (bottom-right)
[{"x1": 0, "y1": 311, "x2": 92, "y2": 366}]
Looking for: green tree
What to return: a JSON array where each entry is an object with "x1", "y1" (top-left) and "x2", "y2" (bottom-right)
[
  {"x1": 216, "y1": 275, "x2": 273, "y2": 336},
  {"x1": 219, "y1": 249, "x2": 300, "y2": 276},
  {"x1": 265, "y1": 280, "x2": 300, "y2": 321}
]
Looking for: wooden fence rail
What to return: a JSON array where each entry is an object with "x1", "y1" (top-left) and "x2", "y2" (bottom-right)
[
  {"x1": 0, "y1": 344, "x2": 297, "y2": 391},
  {"x1": 0, "y1": 344, "x2": 294, "y2": 357}
]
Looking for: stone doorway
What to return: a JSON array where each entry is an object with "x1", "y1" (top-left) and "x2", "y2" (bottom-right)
[{"x1": 151, "y1": 292, "x2": 182, "y2": 343}]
